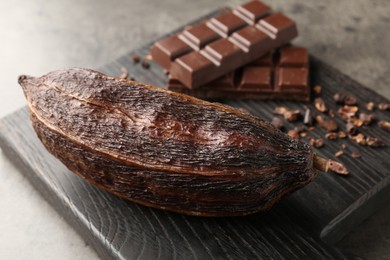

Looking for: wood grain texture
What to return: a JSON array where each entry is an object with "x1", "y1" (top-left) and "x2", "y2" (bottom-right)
[{"x1": 1, "y1": 9, "x2": 390, "y2": 259}]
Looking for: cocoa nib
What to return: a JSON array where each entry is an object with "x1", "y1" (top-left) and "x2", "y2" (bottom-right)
[
  {"x1": 325, "y1": 132, "x2": 338, "y2": 140},
  {"x1": 338, "y1": 105, "x2": 359, "y2": 120},
  {"x1": 338, "y1": 131, "x2": 347, "y2": 139},
  {"x1": 366, "y1": 137, "x2": 386, "y2": 147},
  {"x1": 335, "y1": 150, "x2": 344, "y2": 157},
  {"x1": 274, "y1": 106, "x2": 287, "y2": 115},
  {"x1": 316, "y1": 115, "x2": 338, "y2": 132},
  {"x1": 314, "y1": 97, "x2": 328, "y2": 112},
  {"x1": 349, "y1": 133, "x2": 366, "y2": 145},
  {"x1": 304, "y1": 108, "x2": 312, "y2": 125},
  {"x1": 141, "y1": 60, "x2": 150, "y2": 69},
  {"x1": 344, "y1": 95, "x2": 357, "y2": 105},
  {"x1": 271, "y1": 117, "x2": 284, "y2": 130},
  {"x1": 346, "y1": 122, "x2": 358, "y2": 135},
  {"x1": 309, "y1": 137, "x2": 324, "y2": 148},
  {"x1": 359, "y1": 113, "x2": 374, "y2": 125},
  {"x1": 333, "y1": 93, "x2": 357, "y2": 105},
  {"x1": 313, "y1": 85, "x2": 322, "y2": 94},
  {"x1": 328, "y1": 109, "x2": 335, "y2": 118},
  {"x1": 131, "y1": 55, "x2": 140, "y2": 63},
  {"x1": 333, "y1": 93, "x2": 346, "y2": 104},
  {"x1": 365, "y1": 102, "x2": 375, "y2": 111},
  {"x1": 351, "y1": 152, "x2": 362, "y2": 158},
  {"x1": 274, "y1": 107, "x2": 301, "y2": 122},
  {"x1": 328, "y1": 160, "x2": 349, "y2": 175},
  {"x1": 378, "y1": 120, "x2": 390, "y2": 132},
  {"x1": 378, "y1": 103, "x2": 390, "y2": 110},
  {"x1": 284, "y1": 110, "x2": 301, "y2": 122},
  {"x1": 288, "y1": 129, "x2": 300, "y2": 140},
  {"x1": 119, "y1": 67, "x2": 128, "y2": 79}
]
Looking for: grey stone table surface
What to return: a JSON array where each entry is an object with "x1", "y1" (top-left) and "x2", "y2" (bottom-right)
[{"x1": 0, "y1": 0, "x2": 389, "y2": 259}]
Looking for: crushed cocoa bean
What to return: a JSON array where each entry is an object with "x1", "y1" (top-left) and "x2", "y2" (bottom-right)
[
  {"x1": 131, "y1": 55, "x2": 140, "y2": 63},
  {"x1": 378, "y1": 103, "x2": 390, "y2": 111},
  {"x1": 365, "y1": 102, "x2": 375, "y2": 111},
  {"x1": 344, "y1": 95, "x2": 357, "y2": 105},
  {"x1": 335, "y1": 150, "x2": 344, "y2": 157},
  {"x1": 351, "y1": 152, "x2": 362, "y2": 158},
  {"x1": 328, "y1": 160, "x2": 349, "y2": 175},
  {"x1": 333, "y1": 93, "x2": 346, "y2": 104},
  {"x1": 328, "y1": 109, "x2": 335, "y2": 118},
  {"x1": 378, "y1": 120, "x2": 390, "y2": 132},
  {"x1": 338, "y1": 131, "x2": 347, "y2": 139},
  {"x1": 288, "y1": 129, "x2": 300, "y2": 140},
  {"x1": 271, "y1": 117, "x2": 284, "y2": 130},
  {"x1": 366, "y1": 137, "x2": 386, "y2": 147},
  {"x1": 310, "y1": 138, "x2": 324, "y2": 148},
  {"x1": 340, "y1": 143, "x2": 347, "y2": 150},
  {"x1": 349, "y1": 117, "x2": 363, "y2": 127},
  {"x1": 274, "y1": 106, "x2": 288, "y2": 115},
  {"x1": 325, "y1": 132, "x2": 338, "y2": 140},
  {"x1": 284, "y1": 109, "x2": 301, "y2": 122},
  {"x1": 338, "y1": 105, "x2": 359, "y2": 120},
  {"x1": 119, "y1": 67, "x2": 128, "y2": 79},
  {"x1": 145, "y1": 54, "x2": 153, "y2": 61},
  {"x1": 359, "y1": 113, "x2": 374, "y2": 125},
  {"x1": 313, "y1": 85, "x2": 322, "y2": 94},
  {"x1": 349, "y1": 133, "x2": 367, "y2": 145},
  {"x1": 314, "y1": 97, "x2": 328, "y2": 112},
  {"x1": 304, "y1": 108, "x2": 312, "y2": 125},
  {"x1": 300, "y1": 131, "x2": 308, "y2": 137},
  {"x1": 316, "y1": 115, "x2": 338, "y2": 132},
  {"x1": 141, "y1": 60, "x2": 150, "y2": 69}
]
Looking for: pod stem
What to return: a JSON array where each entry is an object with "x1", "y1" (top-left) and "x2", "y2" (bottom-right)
[{"x1": 313, "y1": 154, "x2": 349, "y2": 175}]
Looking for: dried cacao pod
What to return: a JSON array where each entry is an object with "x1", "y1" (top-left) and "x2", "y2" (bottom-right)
[{"x1": 18, "y1": 68, "x2": 341, "y2": 216}]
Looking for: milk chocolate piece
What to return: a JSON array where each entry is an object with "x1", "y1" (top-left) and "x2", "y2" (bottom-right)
[
  {"x1": 151, "y1": 0, "x2": 298, "y2": 88},
  {"x1": 167, "y1": 46, "x2": 310, "y2": 102}
]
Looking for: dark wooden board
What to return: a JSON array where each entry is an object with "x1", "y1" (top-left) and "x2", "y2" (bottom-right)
[{"x1": 1, "y1": 9, "x2": 390, "y2": 259}]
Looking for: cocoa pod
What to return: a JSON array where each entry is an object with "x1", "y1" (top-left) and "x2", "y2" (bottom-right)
[{"x1": 18, "y1": 68, "x2": 339, "y2": 216}]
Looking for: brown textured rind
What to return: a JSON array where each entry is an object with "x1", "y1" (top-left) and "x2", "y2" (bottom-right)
[{"x1": 19, "y1": 68, "x2": 316, "y2": 216}]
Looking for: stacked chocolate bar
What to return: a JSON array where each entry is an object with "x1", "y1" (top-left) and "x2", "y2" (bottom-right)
[{"x1": 150, "y1": 0, "x2": 310, "y2": 101}]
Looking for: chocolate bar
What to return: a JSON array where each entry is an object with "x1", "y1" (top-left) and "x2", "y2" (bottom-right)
[
  {"x1": 167, "y1": 46, "x2": 310, "y2": 102},
  {"x1": 150, "y1": 0, "x2": 298, "y2": 89}
]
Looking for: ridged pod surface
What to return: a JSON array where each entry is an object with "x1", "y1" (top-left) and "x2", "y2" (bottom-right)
[{"x1": 19, "y1": 68, "x2": 316, "y2": 216}]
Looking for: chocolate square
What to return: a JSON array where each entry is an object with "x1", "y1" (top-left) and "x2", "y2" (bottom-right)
[
  {"x1": 277, "y1": 67, "x2": 308, "y2": 92},
  {"x1": 179, "y1": 23, "x2": 221, "y2": 50},
  {"x1": 207, "y1": 11, "x2": 247, "y2": 37}
]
